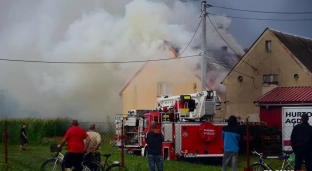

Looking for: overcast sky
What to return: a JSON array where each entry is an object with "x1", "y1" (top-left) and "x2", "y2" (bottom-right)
[
  {"x1": 191, "y1": 0, "x2": 312, "y2": 49},
  {"x1": 0, "y1": 0, "x2": 311, "y2": 119}
]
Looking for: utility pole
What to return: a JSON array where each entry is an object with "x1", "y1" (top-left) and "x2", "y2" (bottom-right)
[{"x1": 201, "y1": 1, "x2": 207, "y2": 91}]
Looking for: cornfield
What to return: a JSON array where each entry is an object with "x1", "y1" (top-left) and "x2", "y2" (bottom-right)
[
  {"x1": 0, "y1": 118, "x2": 118, "y2": 170},
  {"x1": 0, "y1": 117, "x2": 71, "y2": 145},
  {"x1": 0, "y1": 117, "x2": 116, "y2": 145}
]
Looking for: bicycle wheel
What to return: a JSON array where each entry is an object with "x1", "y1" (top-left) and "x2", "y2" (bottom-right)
[
  {"x1": 249, "y1": 163, "x2": 268, "y2": 171},
  {"x1": 83, "y1": 160, "x2": 104, "y2": 171},
  {"x1": 106, "y1": 165, "x2": 127, "y2": 171},
  {"x1": 40, "y1": 159, "x2": 63, "y2": 171},
  {"x1": 284, "y1": 163, "x2": 294, "y2": 170},
  {"x1": 285, "y1": 163, "x2": 306, "y2": 170}
]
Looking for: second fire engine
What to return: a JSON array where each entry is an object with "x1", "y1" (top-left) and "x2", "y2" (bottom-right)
[{"x1": 114, "y1": 90, "x2": 227, "y2": 160}]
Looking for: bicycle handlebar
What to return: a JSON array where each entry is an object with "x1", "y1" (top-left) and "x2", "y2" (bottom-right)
[{"x1": 251, "y1": 149, "x2": 262, "y2": 156}]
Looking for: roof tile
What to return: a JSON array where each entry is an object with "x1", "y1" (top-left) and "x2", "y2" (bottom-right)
[
  {"x1": 270, "y1": 29, "x2": 312, "y2": 73},
  {"x1": 254, "y1": 86, "x2": 312, "y2": 104}
]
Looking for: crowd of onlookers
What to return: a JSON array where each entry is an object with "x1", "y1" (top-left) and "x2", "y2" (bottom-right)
[
  {"x1": 21, "y1": 120, "x2": 101, "y2": 171},
  {"x1": 19, "y1": 114, "x2": 312, "y2": 171}
]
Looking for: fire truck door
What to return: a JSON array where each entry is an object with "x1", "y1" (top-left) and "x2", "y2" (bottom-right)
[
  {"x1": 163, "y1": 147, "x2": 169, "y2": 160},
  {"x1": 143, "y1": 118, "x2": 147, "y2": 129},
  {"x1": 153, "y1": 116, "x2": 160, "y2": 123},
  {"x1": 153, "y1": 116, "x2": 161, "y2": 129}
]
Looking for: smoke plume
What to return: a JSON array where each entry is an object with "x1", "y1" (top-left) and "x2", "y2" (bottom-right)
[{"x1": 0, "y1": 0, "x2": 243, "y2": 121}]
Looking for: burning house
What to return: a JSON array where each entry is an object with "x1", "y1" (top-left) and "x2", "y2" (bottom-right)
[{"x1": 119, "y1": 41, "x2": 241, "y2": 121}]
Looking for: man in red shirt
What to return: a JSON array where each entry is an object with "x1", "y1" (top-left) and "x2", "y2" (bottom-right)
[{"x1": 57, "y1": 120, "x2": 90, "y2": 171}]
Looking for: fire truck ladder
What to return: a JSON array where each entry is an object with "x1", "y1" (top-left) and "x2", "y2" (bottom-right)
[
  {"x1": 178, "y1": 101, "x2": 190, "y2": 120},
  {"x1": 156, "y1": 91, "x2": 221, "y2": 122},
  {"x1": 179, "y1": 91, "x2": 222, "y2": 121}
]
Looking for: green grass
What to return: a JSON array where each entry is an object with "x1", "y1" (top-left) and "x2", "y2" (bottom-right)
[
  {"x1": 0, "y1": 118, "x2": 291, "y2": 171},
  {"x1": 0, "y1": 145, "x2": 52, "y2": 171},
  {"x1": 0, "y1": 140, "x2": 288, "y2": 171},
  {"x1": 0, "y1": 144, "x2": 224, "y2": 171}
]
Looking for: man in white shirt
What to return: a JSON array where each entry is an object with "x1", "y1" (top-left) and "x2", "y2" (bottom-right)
[{"x1": 85, "y1": 123, "x2": 101, "y2": 163}]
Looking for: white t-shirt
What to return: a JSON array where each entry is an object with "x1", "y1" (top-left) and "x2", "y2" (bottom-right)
[{"x1": 85, "y1": 131, "x2": 101, "y2": 151}]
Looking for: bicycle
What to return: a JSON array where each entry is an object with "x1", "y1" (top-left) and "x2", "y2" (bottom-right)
[
  {"x1": 40, "y1": 145, "x2": 64, "y2": 171},
  {"x1": 40, "y1": 144, "x2": 125, "y2": 171},
  {"x1": 249, "y1": 149, "x2": 305, "y2": 171},
  {"x1": 82, "y1": 153, "x2": 126, "y2": 171}
]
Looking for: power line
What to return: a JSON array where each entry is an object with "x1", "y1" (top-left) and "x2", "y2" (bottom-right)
[
  {"x1": 0, "y1": 51, "x2": 254, "y2": 79},
  {"x1": 204, "y1": 50, "x2": 253, "y2": 78},
  {"x1": 209, "y1": 13, "x2": 312, "y2": 21},
  {"x1": 0, "y1": 51, "x2": 252, "y2": 77},
  {"x1": 205, "y1": 57, "x2": 254, "y2": 79},
  {"x1": 0, "y1": 55, "x2": 200, "y2": 64},
  {"x1": 206, "y1": 15, "x2": 257, "y2": 71},
  {"x1": 179, "y1": 18, "x2": 202, "y2": 56},
  {"x1": 209, "y1": 5, "x2": 312, "y2": 14},
  {"x1": 0, "y1": 50, "x2": 257, "y2": 86},
  {"x1": 205, "y1": 57, "x2": 257, "y2": 89}
]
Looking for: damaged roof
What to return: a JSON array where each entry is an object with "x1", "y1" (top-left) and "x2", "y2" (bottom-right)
[
  {"x1": 118, "y1": 44, "x2": 239, "y2": 96},
  {"x1": 270, "y1": 29, "x2": 312, "y2": 73}
]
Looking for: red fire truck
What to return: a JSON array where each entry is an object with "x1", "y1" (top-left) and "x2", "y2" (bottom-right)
[{"x1": 114, "y1": 90, "x2": 227, "y2": 160}]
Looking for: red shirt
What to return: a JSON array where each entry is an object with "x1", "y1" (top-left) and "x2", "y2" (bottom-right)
[{"x1": 64, "y1": 126, "x2": 88, "y2": 153}]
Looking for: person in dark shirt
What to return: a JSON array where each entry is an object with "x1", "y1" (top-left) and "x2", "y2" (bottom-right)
[
  {"x1": 20, "y1": 124, "x2": 27, "y2": 151},
  {"x1": 222, "y1": 115, "x2": 240, "y2": 171},
  {"x1": 145, "y1": 121, "x2": 164, "y2": 171},
  {"x1": 290, "y1": 113, "x2": 312, "y2": 171}
]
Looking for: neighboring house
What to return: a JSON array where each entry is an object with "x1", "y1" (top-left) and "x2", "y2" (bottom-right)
[
  {"x1": 221, "y1": 28, "x2": 312, "y2": 121},
  {"x1": 119, "y1": 42, "x2": 239, "y2": 121}
]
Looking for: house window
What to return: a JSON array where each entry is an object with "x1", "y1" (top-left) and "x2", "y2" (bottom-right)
[
  {"x1": 263, "y1": 74, "x2": 278, "y2": 84},
  {"x1": 157, "y1": 82, "x2": 173, "y2": 96},
  {"x1": 265, "y1": 40, "x2": 272, "y2": 51}
]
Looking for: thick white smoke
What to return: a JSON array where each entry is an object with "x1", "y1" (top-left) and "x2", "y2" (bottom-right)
[{"x1": 0, "y1": 0, "x2": 243, "y2": 121}]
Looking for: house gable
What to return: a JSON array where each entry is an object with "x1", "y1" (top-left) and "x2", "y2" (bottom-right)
[
  {"x1": 220, "y1": 27, "x2": 312, "y2": 119},
  {"x1": 121, "y1": 58, "x2": 205, "y2": 96},
  {"x1": 221, "y1": 28, "x2": 271, "y2": 85},
  {"x1": 121, "y1": 57, "x2": 203, "y2": 113},
  {"x1": 119, "y1": 46, "x2": 216, "y2": 97},
  {"x1": 222, "y1": 28, "x2": 312, "y2": 85},
  {"x1": 118, "y1": 45, "x2": 179, "y2": 96}
]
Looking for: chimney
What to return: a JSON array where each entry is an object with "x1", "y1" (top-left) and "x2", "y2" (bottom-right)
[{"x1": 221, "y1": 46, "x2": 228, "y2": 52}]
